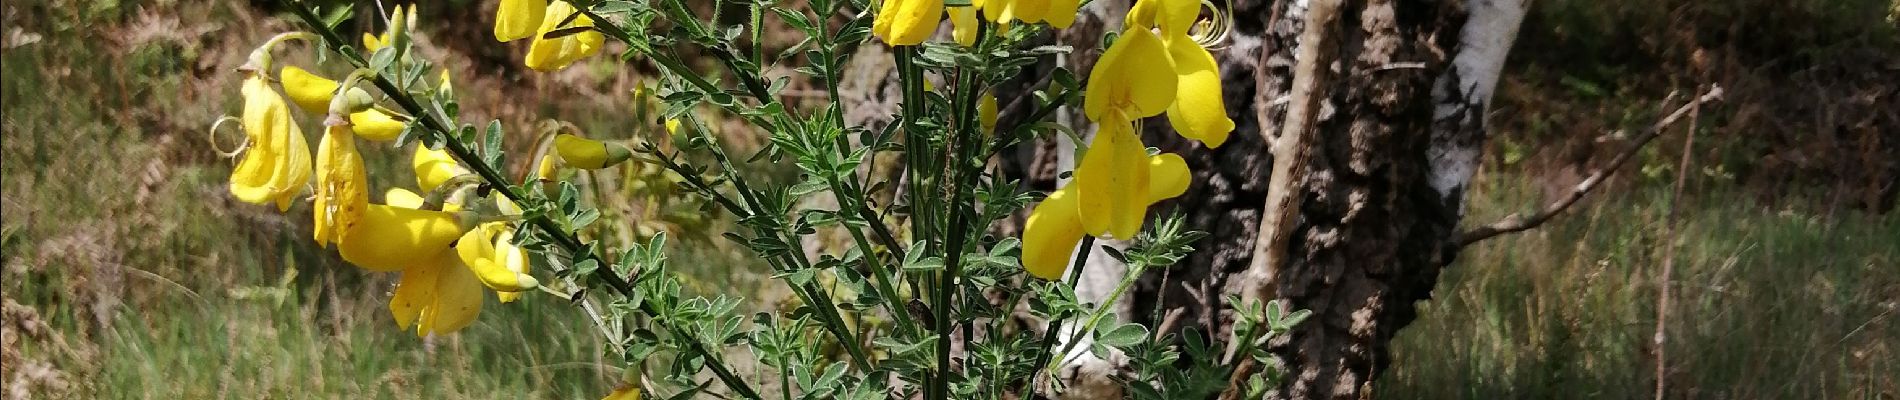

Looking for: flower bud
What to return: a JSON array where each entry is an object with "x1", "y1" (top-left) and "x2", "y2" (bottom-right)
[{"x1": 553, "y1": 133, "x2": 634, "y2": 170}]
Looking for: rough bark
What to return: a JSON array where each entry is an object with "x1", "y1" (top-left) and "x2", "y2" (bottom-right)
[{"x1": 1134, "y1": 0, "x2": 1476, "y2": 398}]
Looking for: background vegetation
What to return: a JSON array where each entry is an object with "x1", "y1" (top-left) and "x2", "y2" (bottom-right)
[{"x1": 2, "y1": 0, "x2": 1893, "y2": 398}]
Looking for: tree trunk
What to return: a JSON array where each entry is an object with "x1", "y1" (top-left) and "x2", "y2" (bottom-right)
[{"x1": 1127, "y1": 0, "x2": 1524, "y2": 398}]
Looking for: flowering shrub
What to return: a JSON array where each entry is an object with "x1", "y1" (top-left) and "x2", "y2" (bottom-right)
[{"x1": 210, "y1": 0, "x2": 1306, "y2": 398}]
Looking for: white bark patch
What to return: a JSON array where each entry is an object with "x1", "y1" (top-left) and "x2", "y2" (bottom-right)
[{"x1": 1428, "y1": 0, "x2": 1527, "y2": 201}]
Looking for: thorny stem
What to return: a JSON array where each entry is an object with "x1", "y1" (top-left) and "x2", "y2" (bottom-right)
[{"x1": 285, "y1": 3, "x2": 761, "y2": 399}]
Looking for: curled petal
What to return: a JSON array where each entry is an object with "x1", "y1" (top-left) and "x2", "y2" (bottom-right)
[
  {"x1": 1163, "y1": 35, "x2": 1234, "y2": 147},
  {"x1": 1083, "y1": 28, "x2": 1176, "y2": 120}
]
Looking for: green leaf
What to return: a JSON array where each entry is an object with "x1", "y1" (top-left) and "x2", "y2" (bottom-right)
[{"x1": 1094, "y1": 322, "x2": 1149, "y2": 348}]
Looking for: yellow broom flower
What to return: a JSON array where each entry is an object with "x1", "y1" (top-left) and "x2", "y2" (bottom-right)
[
  {"x1": 228, "y1": 75, "x2": 313, "y2": 212},
  {"x1": 1127, "y1": 0, "x2": 1233, "y2": 147},
  {"x1": 456, "y1": 222, "x2": 540, "y2": 294},
  {"x1": 413, "y1": 145, "x2": 472, "y2": 193},
  {"x1": 1072, "y1": 115, "x2": 1151, "y2": 239},
  {"x1": 1082, "y1": 28, "x2": 1177, "y2": 121},
  {"x1": 495, "y1": 0, "x2": 548, "y2": 42},
  {"x1": 371, "y1": 188, "x2": 478, "y2": 337},
  {"x1": 522, "y1": 1, "x2": 604, "y2": 71},
  {"x1": 349, "y1": 108, "x2": 407, "y2": 141},
  {"x1": 872, "y1": 0, "x2": 944, "y2": 46},
  {"x1": 280, "y1": 66, "x2": 408, "y2": 142},
  {"x1": 948, "y1": 6, "x2": 980, "y2": 46},
  {"x1": 336, "y1": 198, "x2": 471, "y2": 273},
  {"x1": 312, "y1": 124, "x2": 369, "y2": 247},
  {"x1": 1021, "y1": 153, "x2": 1189, "y2": 279}
]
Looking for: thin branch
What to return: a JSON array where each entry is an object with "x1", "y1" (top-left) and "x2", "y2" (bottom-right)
[
  {"x1": 1654, "y1": 87, "x2": 1702, "y2": 400},
  {"x1": 1457, "y1": 86, "x2": 1724, "y2": 247}
]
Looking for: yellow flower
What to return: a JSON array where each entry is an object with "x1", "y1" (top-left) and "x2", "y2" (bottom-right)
[
  {"x1": 280, "y1": 66, "x2": 338, "y2": 114},
  {"x1": 355, "y1": 189, "x2": 486, "y2": 335},
  {"x1": 1114, "y1": 0, "x2": 1234, "y2": 147},
  {"x1": 1083, "y1": 28, "x2": 1176, "y2": 121},
  {"x1": 979, "y1": 0, "x2": 1079, "y2": 28},
  {"x1": 495, "y1": 0, "x2": 548, "y2": 42},
  {"x1": 349, "y1": 108, "x2": 407, "y2": 141},
  {"x1": 522, "y1": 1, "x2": 604, "y2": 71},
  {"x1": 1129, "y1": 0, "x2": 1233, "y2": 147},
  {"x1": 554, "y1": 133, "x2": 633, "y2": 170},
  {"x1": 413, "y1": 145, "x2": 472, "y2": 193},
  {"x1": 281, "y1": 66, "x2": 409, "y2": 142},
  {"x1": 948, "y1": 6, "x2": 980, "y2": 46},
  {"x1": 1021, "y1": 153, "x2": 1189, "y2": 279},
  {"x1": 872, "y1": 0, "x2": 944, "y2": 46},
  {"x1": 456, "y1": 222, "x2": 540, "y2": 296},
  {"x1": 313, "y1": 124, "x2": 369, "y2": 247},
  {"x1": 336, "y1": 200, "x2": 471, "y2": 273},
  {"x1": 229, "y1": 75, "x2": 313, "y2": 212},
  {"x1": 388, "y1": 249, "x2": 486, "y2": 336},
  {"x1": 1072, "y1": 115, "x2": 1150, "y2": 239}
]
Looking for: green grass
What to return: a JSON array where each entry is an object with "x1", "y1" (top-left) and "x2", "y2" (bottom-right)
[{"x1": 1380, "y1": 170, "x2": 1898, "y2": 398}]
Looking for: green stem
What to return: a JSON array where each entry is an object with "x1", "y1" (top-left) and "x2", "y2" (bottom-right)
[
  {"x1": 1028, "y1": 236, "x2": 1092, "y2": 391},
  {"x1": 1047, "y1": 258, "x2": 1144, "y2": 375}
]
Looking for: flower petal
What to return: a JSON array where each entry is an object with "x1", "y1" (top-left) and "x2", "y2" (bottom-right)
[
  {"x1": 313, "y1": 125, "x2": 369, "y2": 247},
  {"x1": 524, "y1": 1, "x2": 604, "y2": 71},
  {"x1": 417, "y1": 256, "x2": 485, "y2": 336},
  {"x1": 948, "y1": 6, "x2": 979, "y2": 46},
  {"x1": 413, "y1": 145, "x2": 470, "y2": 193},
  {"x1": 1163, "y1": 36, "x2": 1233, "y2": 147},
  {"x1": 1084, "y1": 28, "x2": 1176, "y2": 120},
  {"x1": 1073, "y1": 116, "x2": 1150, "y2": 239},
  {"x1": 389, "y1": 258, "x2": 443, "y2": 331},
  {"x1": 873, "y1": 0, "x2": 945, "y2": 46},
  {"x1": 229, "y1": 76, "x2": 312, "y2": 212},
  {"x1": 495, "y1": 0, "x2": 547, "y2": 42},
  {"x1": 1022, "y1": 186, "x2": 1085, "y2": 280},
  {"x1": 337, "y1": 204, "x2": 467, "y2": 272},
  {"x1": 457, "y1": 223, "x2": 541, "y2": 293},
  {"x1": 1146, "y1": 153, "x2": 1191, "y2": 202},
  {"x1": 349, "y1": 109, "x2": 407, "y2": 141},
  {"x1": 278, "y1": 66, "x2": 338, "y2": 114}
]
